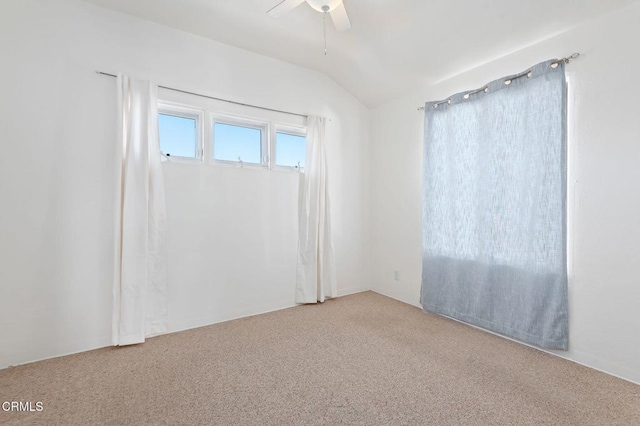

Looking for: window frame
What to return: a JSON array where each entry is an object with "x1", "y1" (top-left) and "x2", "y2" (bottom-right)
[
  {"x1": 157, "y1": 102, "x2": 204, "y2": 163},
  {"x1": 210, "y1": 113, "x2": 269, "y2": 168},
  {"x1": 272, "y1": 123, "x2": 307, "y2": 172},
  {"x1": 156, "y1": 98, "x2": 307, "y2": 172}
]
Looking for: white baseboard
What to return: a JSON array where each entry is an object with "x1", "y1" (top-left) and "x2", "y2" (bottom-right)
[
  {"x1": 371, "y1": 289, "x2": 640, "y2": 386},
  {"x1": 1, "y1": 288, "x2": 372, "y2": 371},
  {"x1": 370, "y1": 288, "x2": 422, "y2": 308},
  {"x1": 1, "y1": 336, "x2": 110, "y2": 371},
  {"x1": 337, "y1": 286, "x2": 371, "y2": 297},
  {"x1": 168, "y1": 300, "x2": 299, "y2": 336}
]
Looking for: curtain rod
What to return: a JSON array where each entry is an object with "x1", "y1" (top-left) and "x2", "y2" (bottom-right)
[
  {"x1": 416, "y1": 53, "x2": 580, "y2": 111},
  {"x1": 96, "y1": 71, "x2": 308, "y2": 119}
]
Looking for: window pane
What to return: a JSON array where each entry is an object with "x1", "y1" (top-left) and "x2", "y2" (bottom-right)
[
  {"x1": 276, "y1": 132, "x2": 306, "y2": 168},
  {"x1": 213, "y1": 123, "x2": 262, "y2": 164},
  {"x1": 158, "y1": 113, "x2": 197, "y2": 158}
]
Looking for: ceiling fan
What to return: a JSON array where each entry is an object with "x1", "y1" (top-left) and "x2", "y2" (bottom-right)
[{"x1": 267, "y1": 0, "x2": 352, "y2": 32}]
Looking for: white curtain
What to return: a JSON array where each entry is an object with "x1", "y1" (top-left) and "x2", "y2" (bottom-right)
[
  {"x1": 112, "y1": 74, "x2": 168, "y2": 346},
  {"x1": 295, "y1": 116, "x2": 337, "y2": 303}
]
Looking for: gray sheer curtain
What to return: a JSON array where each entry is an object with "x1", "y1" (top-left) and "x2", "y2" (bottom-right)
[{"x1": 421, "y1": 59, "x2": 568, "y2": 350}]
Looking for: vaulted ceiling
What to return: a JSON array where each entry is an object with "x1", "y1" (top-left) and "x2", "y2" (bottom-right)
[{"x1": 81, "y1": 0, "x2": 636, "y2": 107}]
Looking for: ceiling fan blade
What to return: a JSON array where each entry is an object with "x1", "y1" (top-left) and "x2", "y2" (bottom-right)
[
  {"x1": 267, "y1": 0, "x2": 306, "y2": 18},
  {"x1": 330, "y1": 2, "x2": 351, "y2": 31}
]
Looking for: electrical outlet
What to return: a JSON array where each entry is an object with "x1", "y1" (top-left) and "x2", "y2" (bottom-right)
[{"x1": 394, "y1": 270, "x2": 400, "y2": 281}]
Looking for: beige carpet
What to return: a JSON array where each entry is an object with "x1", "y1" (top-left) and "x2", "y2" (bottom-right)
[{"x1": 1, "y1": 291, "x2": 639, "y2": 425}]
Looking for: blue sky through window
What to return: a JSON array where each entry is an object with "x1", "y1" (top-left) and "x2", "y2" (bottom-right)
[
  {"x1": 276, "y1": 133, "x2": 306, "y2": 168},
  {"x1": 214, "y1": 123, "x2": 262, "y2": 164},
  {"x1": 158, "y1": 113, "x2": 196, "y2": 158}
]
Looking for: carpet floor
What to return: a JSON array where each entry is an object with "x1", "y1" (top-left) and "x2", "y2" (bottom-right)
[{"x1": 1, "y1": 291, "x2": 639, "y2": 425}]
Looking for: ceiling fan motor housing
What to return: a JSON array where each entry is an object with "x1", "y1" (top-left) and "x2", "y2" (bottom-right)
[{"x1": 306, "y1": 0, "x2": 343, "y2": 13}]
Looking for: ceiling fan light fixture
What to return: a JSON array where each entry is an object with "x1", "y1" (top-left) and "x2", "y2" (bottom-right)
[
  {"x1": 267, "y1": 0, "x2": 351, "y2": 55},
  {"x1": 306, "y1": 0, "x2": 343, "y2": 13}
]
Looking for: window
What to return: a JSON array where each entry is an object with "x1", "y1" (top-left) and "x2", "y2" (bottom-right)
[
  {"x1": 158, "y1": 104, "x2": 202, "y2": 160},
  {"x1": 157, "y1": 100, "x2": 306, "y2": 170},
  {"x1": 274, "y1": 130, "x2": 306, "y2": 169},
  {"x1": 212, "y1": 120, "x2": 265, "y2": 165}
]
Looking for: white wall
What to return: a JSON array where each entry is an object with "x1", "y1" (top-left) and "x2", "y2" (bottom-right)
[
  {"x1": 370, "y1": 4, "x2": 640, "y2": 384},
  {"x1": 0, "y1": 0, "x2": 371, "y2": 368}
]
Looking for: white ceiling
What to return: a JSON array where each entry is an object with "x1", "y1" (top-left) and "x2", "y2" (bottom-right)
[{"x1": 80, "y1": 0, "x2": 636, "y2": 107}]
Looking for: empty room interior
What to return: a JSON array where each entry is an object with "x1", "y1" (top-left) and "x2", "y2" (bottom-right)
[{"x1": 2, "y1": 0, "x2": 640, "y2": 424}]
